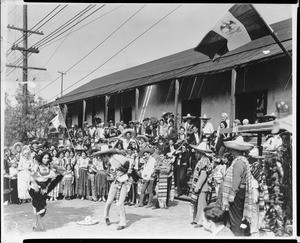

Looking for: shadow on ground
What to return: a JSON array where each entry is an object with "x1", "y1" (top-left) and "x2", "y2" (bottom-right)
[
  {"x1": 45, "y1": 205, "x2": 95, "y2": 230},
  {"x1": 125, "y1": 213, "x2": 153, "y2": 227}
]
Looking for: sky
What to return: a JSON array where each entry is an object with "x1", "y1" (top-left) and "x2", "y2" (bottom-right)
[{"x1": 1, "y1": 1, "x2": 296, "y2": 105}]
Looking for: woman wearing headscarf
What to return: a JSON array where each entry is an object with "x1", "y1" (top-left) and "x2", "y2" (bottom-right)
[{"x1": 17, "y1": 145, "x2": 34, "y2": 203}]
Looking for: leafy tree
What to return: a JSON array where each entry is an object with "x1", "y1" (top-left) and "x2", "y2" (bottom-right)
[{"x1": 4, "y1": 84, "x2": 57, "y2": 146}]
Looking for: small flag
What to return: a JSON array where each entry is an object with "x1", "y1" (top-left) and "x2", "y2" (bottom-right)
[
  {"x1": 49, "y1": 111, "x2": 67, "y2": 132},
  {"x1": 194, "y1": 4, "x2": 270, "y2": 59}
]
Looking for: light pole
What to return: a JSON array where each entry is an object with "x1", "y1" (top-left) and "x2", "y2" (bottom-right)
[{"x1": 58, "y1": 71, "x2": 66, "y2": 97}]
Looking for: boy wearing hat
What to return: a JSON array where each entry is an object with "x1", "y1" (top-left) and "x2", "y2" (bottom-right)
[
  {"x1": 135, "y1": 147, "x2": 157, "y2": 208},
  {"x1": 216, "y1": 136, "x2": 254, "y2": 236},
  {"x1": 189, "y1": 142, "x2": 213, "y2": 228}
]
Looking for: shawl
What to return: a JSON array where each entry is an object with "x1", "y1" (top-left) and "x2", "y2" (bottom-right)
[
  {"x1": 220, "y1": 156, "x2": 254, "y2": 221},
  {"x1": 190, "y1": 156, "x2": 210, "y2": 205}
]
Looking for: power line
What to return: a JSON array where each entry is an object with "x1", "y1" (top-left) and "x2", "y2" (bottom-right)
[
  {"x1": 45, "y1": 5, "x2": 182, "y2": 103},
  {"x1": 34, "y1": 4, "x2": 105, "y2": 49},
  {"x1": 32, "y1": 11, "x2": 85, "y2": 80},
  {"x1": 31, "y1": 4, "x2": 96, "y2": 48},
  {"x1": 41, "y1": 5, "x2": 123, "y2": 49},
  {"x1": 6, "y1": 5, "x2": 65, "y2": 57},
  {"x1": 34, "y1": 5, "x2": 145, "y2": 95}
]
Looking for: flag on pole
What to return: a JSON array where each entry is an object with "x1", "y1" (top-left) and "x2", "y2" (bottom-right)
[
  {"x1": 49, "y1": 109, "x2": 67, "y2": 133},
  {"x1": 194, "y1": 4, "x2": 270, "y2": 59}
]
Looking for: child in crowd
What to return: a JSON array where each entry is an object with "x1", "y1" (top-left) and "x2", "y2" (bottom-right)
[{"x1": 63, "y1": 164, "x2": 74, "y2": 200}]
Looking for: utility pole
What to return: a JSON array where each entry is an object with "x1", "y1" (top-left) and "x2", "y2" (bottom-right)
[
  {"x1": 58, "y1": 71, "x2": 66, "y2": 97},
  {"x1": 6, "y1": 5, "x2": 45, "y2": 117}
]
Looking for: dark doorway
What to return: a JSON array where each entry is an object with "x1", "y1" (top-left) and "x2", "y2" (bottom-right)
[
  {"x1": 235, "y1": 90, "x2": 268, "y2": 124},
  {"x1": 77, "y1": 102, "x2": 83, "y2": 128},
  {"x1": 108, "y1": 108, "x2": 115, "y2": 123},
  {"x1": 121, "y1": 107, "x2": 132, "y2": 125},
  {"x1": 181, "y1": 98, "x2": 201, "y2": 127}
]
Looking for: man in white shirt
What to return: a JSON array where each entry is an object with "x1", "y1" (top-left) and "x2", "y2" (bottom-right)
[
  {"x1": 200, "y1": 114, "x2": 214, "y2": 137},
  {"x1": 135, "y1": 147, "x2": 156, "y2": 208}
]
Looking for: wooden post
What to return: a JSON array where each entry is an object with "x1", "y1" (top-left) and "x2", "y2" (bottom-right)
[
  {"x1": 105, "y1": 95, "x2": 109, "y2": 124},
  {"x1": 230, "y1": 69, "x2": 237, "y2": 128},
  {"x1": 257, "y1": 132, "x2": 263, "y2": 155},
  {"x1": 174, "y1": 79, "x2": 179, "y2": 130},
  {"x1": 135, "y1": 88, "x2": 139, "y2": 121},
  {"x1": 82, "y1": 100, "x2": 86, "y2": 129}
]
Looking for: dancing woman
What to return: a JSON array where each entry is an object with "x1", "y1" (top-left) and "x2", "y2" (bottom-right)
[{"x1": 28, "y1": 151, "x2": 64, "y2": 231}]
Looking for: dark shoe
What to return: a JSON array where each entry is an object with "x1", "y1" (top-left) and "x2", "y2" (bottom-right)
[
  {"x1": 105, "y1": 218, "x2": 111, "y2": 226},
  {"x1": 194, "y1": 224, "x2": 203, "y2": 228},
  {"x1": 190, "y1": 222, "x2": 197, "y2": 225},
  {"x1": 116, "y1": 226, "x2": 125, "y2": 230}
]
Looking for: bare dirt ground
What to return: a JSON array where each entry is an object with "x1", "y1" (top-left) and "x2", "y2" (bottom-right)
[{"x1": 2, "y1": 198, "x2": 277, "y2": 243}]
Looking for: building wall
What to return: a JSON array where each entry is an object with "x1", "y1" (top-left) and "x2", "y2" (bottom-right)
[{"x1": 66, "y1": 56, "x2": 292, "y2": 129}]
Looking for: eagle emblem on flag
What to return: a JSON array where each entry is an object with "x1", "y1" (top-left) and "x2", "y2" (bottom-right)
[{"x1": 220, "y1": 20, "x2": 241, "y2": 37}]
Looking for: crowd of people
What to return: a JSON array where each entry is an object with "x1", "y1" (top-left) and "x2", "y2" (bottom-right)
[{"x1": 3, "y1": 111, "x2": 283, "y2": 235}]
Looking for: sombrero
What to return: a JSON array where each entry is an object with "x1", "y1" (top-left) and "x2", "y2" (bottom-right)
[
  {"x1": 199, "y1": 114, "x2": 211, "y2": 120},
  {"x1": 224, "y1": 136, "x2": 254, "y2": 151},
  {"x1": 88, "y1": 148, "x2": 100, "y2": 155},
  {"x1": 142, "y1": 117, "x2": 150, "y2": 122},
  {"x1": 248, "y1": 147, "x2": 265, "y2": 159},
  {"x1": 92, "y1": 148, "x2": 119, "y2": 157},
  {"x1": 136, "y1": 135, "x2": 149, "y2": 142},
  {"x1": 12, "y1": 142, "x2": 23, "y2": 152},
  {"x1": 76, "y1": 216, "x2": 99, "y2": 226},
  {"x1": 121, "y1": 128, "x2": 135, "y2": 138},
  {"x1": 139, "y1": 146, "x2": 155, "y2": 157},
  {"x1": 190, "y1": 142, "x2": 213, "y2": 154},
  {"x1": 183, "y1": 113, "x2": 196, "y2": 120},
  {"x1": 75, "y1": 147, "x2": 87, "y2": 152}
]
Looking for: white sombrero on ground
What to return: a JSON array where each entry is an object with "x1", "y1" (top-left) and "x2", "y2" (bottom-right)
[
  {"x1": 199, "y1": 114, "x2": 211, "y2": 120},
  {"x1": 182, "y1": 113, "x2": 196, "y2": 120},
  {"x1": 224, "y1": 136, "x2": 254, "y2": 151},
  {"x1": 190, "y1": 141, "x2": 213, "y2": 154},
  {"x1": 76, "y1": 216, "x2": 99, "y2": 226}
]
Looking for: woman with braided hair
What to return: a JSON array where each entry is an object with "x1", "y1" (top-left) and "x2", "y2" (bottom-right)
[{"x1": 28, "y1": 151, "x2": 64, "y2": 231}]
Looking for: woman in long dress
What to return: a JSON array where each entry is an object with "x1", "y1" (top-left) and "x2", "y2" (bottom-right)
[
  {"x1": 17, "y1": 145, "x2": 33, "y2": 203},
  {"x1": 77, "y1": 150, "x2": 89, "y2": 200},
  {"x1": 48, "y1": 149, "x2": 59, "y2": 201}
]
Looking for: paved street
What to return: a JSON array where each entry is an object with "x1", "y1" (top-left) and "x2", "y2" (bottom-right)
[{"x1": 3, "y1": 197, "x2": 277, "y2": 242}]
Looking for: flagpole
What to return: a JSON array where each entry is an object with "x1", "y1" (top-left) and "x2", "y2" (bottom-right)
[
  {"x1": 250, "y1": 4, "x2": 292, "y2": 62},
  {"x1": 58, "y1": 106, "x2": 76, "y2": 152}
]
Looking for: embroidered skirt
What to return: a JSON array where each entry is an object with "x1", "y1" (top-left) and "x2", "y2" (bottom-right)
[
  {"x1": 77, "y1": 168, "x2": 87, "y2": 197},
  {"x1": 95, "y1": 171, "x2": 108, "y2": 197}
]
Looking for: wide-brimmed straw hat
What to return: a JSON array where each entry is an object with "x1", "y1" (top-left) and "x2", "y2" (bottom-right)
[
  {"x1": 87, "y1": 148, "x2": 100, "y2": 155},
  {"x1": 183, "y1": 113, "x2": 196, "y2": 120},
  {"x1": 121, "y1": 128, "x2": 135, "y2": 138},
  {"x1": 92, "y1": 148, "x2": 119, "y2": 157},
  {"x1": 190, "y1": 142, "x2": 213, "y2": 154},
  {"x1": 136, "y1": 135, "x2": 149, "y2": 142},
  {"x1": 248, "y1": 147, "x2": 265, "y2": 159},
  {"x1": 199, "y1": 114, "x2": 211, "y2": 120},
  {"x1": 76, "y1": 216, "x2": 99, "y2": 226},
  {"x1": 12, "y1": 142, "x2": 23, "y2": 152},
  {"x1": 224, "y1": 136, "x2": 254, "y2": 151},
  {"x1": 139, "y1": 146, "x2": 155, "y2": 157}
]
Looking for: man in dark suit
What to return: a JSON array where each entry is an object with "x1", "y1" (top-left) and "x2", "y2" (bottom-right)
[{"x1": 188, "y1": 125, "x2": 201, "y2": 145}]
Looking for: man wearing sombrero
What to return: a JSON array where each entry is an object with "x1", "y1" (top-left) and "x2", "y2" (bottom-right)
[
  {"x1": 93, "y1": 148, "x2": 134, "y2": 230},
  {"x1": 182, "y1": 113, "x2": 196, "y2": 136},
  {"x1": 119, "y1": 129, "x2": 136, "y2": 150},
  {"x1": 189, "y1": 142, "x2": 213, "y2": 228},
  {"x1": 216, "y1": 136, "x2": 254, "y2": 236},
  {"x1": 200, "y1": 114, "x2": 214, "y2": 139}
]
